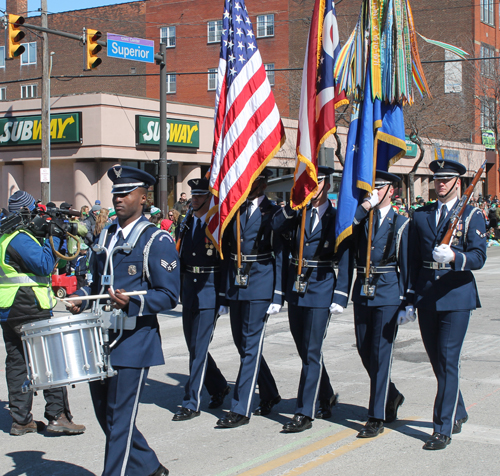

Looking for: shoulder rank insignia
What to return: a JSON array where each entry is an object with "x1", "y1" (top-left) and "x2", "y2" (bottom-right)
[
  {"x1": 476, "y1": 229, "x2": 487, "y2": 239},
  {"x1": 161, "y1": 259, "x2": 177, "y2": 272}
]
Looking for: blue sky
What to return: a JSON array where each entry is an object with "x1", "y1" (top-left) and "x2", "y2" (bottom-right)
[{"x1": 0, "y1": 1, "x2": 138, "y2": 15}]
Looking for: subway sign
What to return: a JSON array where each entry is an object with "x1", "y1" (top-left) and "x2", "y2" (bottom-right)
[
  {"x1": 136, "y1": 115, "x2": 199, "y2": 149},
  {"x1": 0, "y1": 112, "x2": 82, "y2": 146}
]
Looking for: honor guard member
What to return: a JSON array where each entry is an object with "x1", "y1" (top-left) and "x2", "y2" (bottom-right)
[
  {"x1": 216, "y1": 168, "x2": 283, "y2": 428},
  {"x1": 350, "y1": 171, "x2": 408, "y2": 438},
  {"x1": 67, "y1": 166, "x2": 179, "y2": 476},
  {"x1": 0, "y1": 191, "x2": 86, "y2": 436},
  {"x1": 271, "y1": 166, "x2": 349, "y2": 433},
  {"x1": 173, "y1": 178, "x2": 230, "y2": 421},
  {"x1": 407, "y1": 159, "x2": 487, "y2": 450}
]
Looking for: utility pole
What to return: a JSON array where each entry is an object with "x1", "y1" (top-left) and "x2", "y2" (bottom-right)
[
  {"x1": 158, "y1": 42, "x2": 168, "y2": 213},
  {"x1": 41, "y1": 0, "x2": 50, "y2": 203}
]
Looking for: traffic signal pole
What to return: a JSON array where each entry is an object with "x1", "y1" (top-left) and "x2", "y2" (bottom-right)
[
  {"x1": 41, "y1": 0, "x2": 50, "y2": 203},
  {"x1": 158, "y1": 42, "x2": 168, "y2": 214}
]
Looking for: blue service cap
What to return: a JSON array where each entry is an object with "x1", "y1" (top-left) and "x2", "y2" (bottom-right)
[
  {"x1": 374, "y1": 170, "x2": 401, "y2": 188},
  {"x1": 107, "y1": 165, "x2": 156, "y2": 194},
  {"x1": 188, "y1": 177, "x2": 210, "y2": 195},
  {"x1": 255, "y1": 168, "x2": 273, "y2": 180},
  {"x1": 317, "y1": 166, "x2": 334, "y2": 181},
  {"x1": 429, "y1": 159, "x2": 466, "y2": 179}
]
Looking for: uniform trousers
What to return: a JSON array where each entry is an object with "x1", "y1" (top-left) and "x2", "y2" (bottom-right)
[
  {"x1": 181, "y1": 306, "x2": 227, "y2": 411},
  {"x1": 229, "y1": 300, "x2": 279, "y2": 417},
  {"x1": 2, "y1": 321, "x2": 72, "y2": 424},
  {"x1": 288, "y1": 305, "x2": 333, "y2": 419},
  {"x1": 353, "y1": 304, "x2": 400, "y2": 420},
  {"x1": 90, "y1": 367, "x2": 159, "y2": 476},
  {"x1": 418, "y1": 309, "x2": 470, "y2": 437}
]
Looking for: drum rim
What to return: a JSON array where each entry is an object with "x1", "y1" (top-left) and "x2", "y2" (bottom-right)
[{"x1": 20, "y1": 313, "x2": 100, "y2": 332}]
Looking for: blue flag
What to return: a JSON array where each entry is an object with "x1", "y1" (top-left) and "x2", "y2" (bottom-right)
[{"x1": 335, "y1": 68, "x2": 406, "y2": 249}]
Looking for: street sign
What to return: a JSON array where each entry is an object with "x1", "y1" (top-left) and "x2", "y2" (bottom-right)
[
  {"x1": 107, "y1": 33, "x2": 155, "y2": 64},
  {"x1": 404, "y1": 135, "x2": 418, "y2": 158}
]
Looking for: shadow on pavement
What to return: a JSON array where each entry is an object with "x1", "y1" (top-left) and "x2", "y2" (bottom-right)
[
  {"x1": 141, "y1": 374, "x2": 185, "y2": 413},
  {"x1": 4, "y1": 451, "x2": 95, "y2": 476}
]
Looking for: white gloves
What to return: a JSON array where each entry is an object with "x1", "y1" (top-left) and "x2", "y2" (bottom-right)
[
  {"x1": 329, "y1": 303, "x2": 344, "y2": 315},
  {"x1": 397, "y1": 305, "x2": 416, "y2": 325},
  {"x1": 218, "y1": 305, "x2": 229, "y2": 316},
  {"x1": 364, "y1": 189, "x2": 380, "y2": 208},
  {"x1": 432, "y1": 244, "x2": 455, "y2": 264},
  {"x1": 267, "y1": 303, "x2": 282, "y2": 315}
]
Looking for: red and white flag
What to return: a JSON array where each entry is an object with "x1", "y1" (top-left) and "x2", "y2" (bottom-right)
[
  {"x1": 206, "y1": 0, "x2": 286, "y2": 255},
  {"x1": 291, "y1": 0, "x2": 347, "y2": 209}
]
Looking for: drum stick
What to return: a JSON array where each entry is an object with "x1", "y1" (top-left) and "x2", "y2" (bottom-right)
[{"x1": 57, "y1": 290, "x2": 147, "y2": 304}]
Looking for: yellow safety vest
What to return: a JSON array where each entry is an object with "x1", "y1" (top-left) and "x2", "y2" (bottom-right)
[{"x1": 0, "y1": 230, "x2": 55, "y2": 310}]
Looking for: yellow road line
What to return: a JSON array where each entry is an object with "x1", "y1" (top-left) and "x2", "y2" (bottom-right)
[
  {"x1": 237, "y1": 428, "x2": 357, "y2": 476},
  {"x1": 281, "y1": 418, "x2": 417, "y2": 476}
]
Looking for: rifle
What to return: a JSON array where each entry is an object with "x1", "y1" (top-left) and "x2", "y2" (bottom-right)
[
  {"x1": 440, "y1": 160, "x2": 487, "y2": 246},
  {"x1": 175, "y1": 206, "x2": 194, "y2": 253}
]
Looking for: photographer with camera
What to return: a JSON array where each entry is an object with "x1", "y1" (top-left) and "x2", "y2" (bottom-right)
[{"x1": 0, "y1": 190, "x2": 86, "y2": 436}]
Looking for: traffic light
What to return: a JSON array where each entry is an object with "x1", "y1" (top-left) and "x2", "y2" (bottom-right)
[
  {"x1": 84, "y1": 28, "x2": 102, "y2": 70},
  {"x1": 6, "y1": 14, "x2": 25, "y2": 59}
]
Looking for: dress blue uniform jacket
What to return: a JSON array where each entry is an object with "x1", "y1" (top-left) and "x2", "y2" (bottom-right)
[
  {"x1": 352, "y1": 206, "x2": 409, "y2": 306},
  {"x1": 224, "y1": 196, "x2": 284, "y2": 305},
  {"x1": 271, "y1": 202, "x2": 350, "y2": 308},
  {"x1": 75, "y1": 216, "x2": 180, "y2": 368},
  {"x1": 408, "y1": 203, "x2": 487, "y2": 310},
  {"x1": 180, "y1": 217, "x2": 224, "y2": 309}
]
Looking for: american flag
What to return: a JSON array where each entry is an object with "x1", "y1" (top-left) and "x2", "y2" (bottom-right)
[
  {"x1": 291, "y1": 0, "x2": 347, "y2": 209},
  {"x1": 206, "y1": 0, "x2": 286, "y2": 255}
]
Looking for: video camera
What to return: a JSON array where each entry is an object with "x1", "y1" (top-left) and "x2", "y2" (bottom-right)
[{"x1": 0, "y1": 206, "x2": 80, "y2": 237}]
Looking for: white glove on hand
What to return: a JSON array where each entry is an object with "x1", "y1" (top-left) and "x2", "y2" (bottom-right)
[
  {"x1": 432, "y1": 244, "x2": 454, "y2": 264},
  {"x1": 329, "y1": 303, "x2": 344, "y2": 315},
  {"x1": 218, "y1": 305, "x2": 229, "y2": 316},
  {"x1": 397, "y1": 305, "x2": 416, "y2": 325},
  {"x1": 267, "y1": 303, "x2": 282, "y2": 315},
  {"x1": 364, "y1": 189, "x2": 380, "y2": 208}
]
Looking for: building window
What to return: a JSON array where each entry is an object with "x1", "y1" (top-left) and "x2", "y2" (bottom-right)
[
  {"x1": 257, "y1": 14, "x2": 274, "y2": 38},
  {"x1": 160, "y1": 26, "x2": 176, "y2": 48},
  {"x1": 0, "y1": 46, "x2": 5, "y2": 68},
  {"x1": 480, "y1": 44, "x2": 495, "y2": 77},
  {"x1": 481, "y1": 97, "x2": 495, "y2": 129},
  {"x1": 481, "y1": 0, "x2": 495, "y2": 26},
  {"x1": 0, "y1": 87, "x2": 6, "y2": 101},
  {"x1": 166, "y1": 74, "x2": 176, "y2": 94},
  {"x1": 208, "y1": 68, "x2": 217, "y2": 91},
  {"x1": 207, "y1": 20, "x2": 223, "y2": 44},
  {"x1": 21, "y1": 84, "x2": 37, "y2": 99},
  {"x1": 444, "y1": 50, "x2": 462, "y2": 93},
  {"x1": 265, "y1": 63, "x2": 275, "y2": 86},
  {"x1": 21, "y1": 42, "x2": 37, "y2": 65}
]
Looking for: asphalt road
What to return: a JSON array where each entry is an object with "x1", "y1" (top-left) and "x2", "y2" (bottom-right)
[{"x1": 1, "y1": 248, "x2": 499, "y2": 476}]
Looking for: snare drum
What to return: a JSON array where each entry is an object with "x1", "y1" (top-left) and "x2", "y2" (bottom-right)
[{"x1": 21, "y1": 313, "x2": 106, "y2": 391}]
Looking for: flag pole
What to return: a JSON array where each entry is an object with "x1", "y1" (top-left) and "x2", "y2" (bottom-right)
[
  {"x1": 236, "y1": 209, "x2": 242, "y2": 270},
  {"x1": 296, "y1": 208, "x2": 307, "y2": 277},
  {"x1": 363, "y1": 133, "x2": 379, "y2": 297}
]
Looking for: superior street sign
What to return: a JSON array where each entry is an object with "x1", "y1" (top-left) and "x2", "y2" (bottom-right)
[{"x1": 107, "y1": 33, "x2": 155, "y2": 63}]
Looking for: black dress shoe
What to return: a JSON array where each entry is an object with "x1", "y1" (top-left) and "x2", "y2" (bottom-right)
[
  {"x1": 208, "y1": 386, "x2": 231, "y2": 409},
  {"x1": 216, "y1": 411, "x2": 250, "y2": 428},
  {"x1": 315, "y1": 393, "x2": 338, "y2": 420},
  {"x1": 423, "y1": 432, "x2": 451, "y2": 450},
  {"x1": 357, "y1": 419, "x2": 384, "y2": 438},
  {"x1": 385, "y1": 393, "x2": 405, "y2": 423},
  {"x1": 172, "y1": 407, "x2": 200, "y2": 421},
  {"x1": 253, "y1": 395, "x2": 281, "y2": 416},
  {"x1": 282, "y1": 414, "x2": 313, "y2": 433},
  {"x1": 149, "y1": 464, "x2": 169, "y2": 476},
  {"x1": 452, "y1": 415, "x2": 468, "y2": 434}
]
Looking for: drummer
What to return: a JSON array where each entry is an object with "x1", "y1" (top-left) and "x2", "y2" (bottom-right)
[
  {"x1": 0, "y1": 190, "x2": 86, "y2": 436},
  {"x1": 67, "y1": 166, "x2": 179, "y2": 476}
]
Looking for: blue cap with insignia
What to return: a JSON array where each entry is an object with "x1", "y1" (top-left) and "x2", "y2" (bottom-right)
[
  {"x1": 188, "y1": 177, "x2": 210, "y2": 195},
  {"x1": 317, "y1": 166, "x2": 334, "y2": 182},
  {"x1": 429, "y1": 159, "x2": 466, "y2": 179},
  {"x1": 374, "y1": 170, "x2": 401, "y2": 188},
  {"x1": 256, "y1": 168, "x2": 273, "y2": 180},
  {"x1": 107, "y1": 165, "x2": 156, "y2": 194}
]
